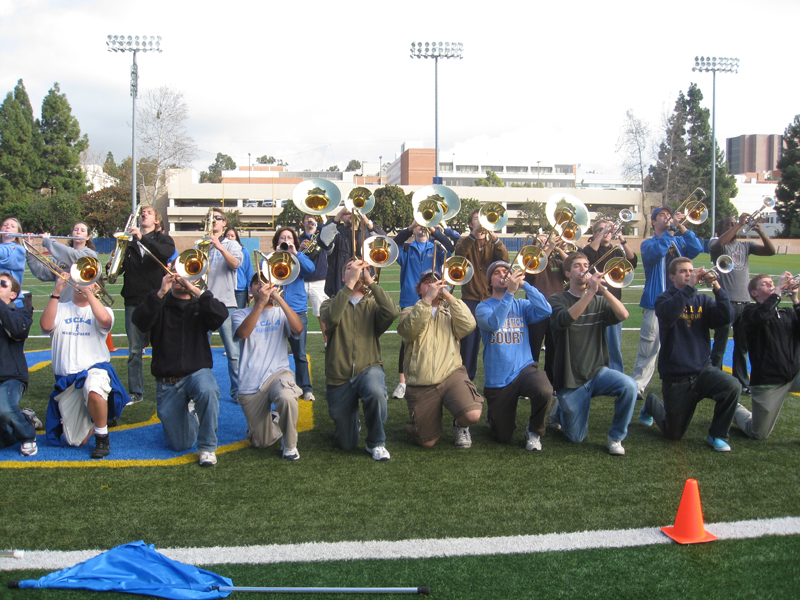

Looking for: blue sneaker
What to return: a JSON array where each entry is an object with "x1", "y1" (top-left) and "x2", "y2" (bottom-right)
[
  {"x1": 706, "y1": 436, "x2": 731, "y2": 452},
  {"x1": 639, "y1": 405, "x2": 653, "y2": 427}
]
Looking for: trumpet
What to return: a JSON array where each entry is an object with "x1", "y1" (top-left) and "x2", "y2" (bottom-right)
[
  {"x1": 780, "y1": 274, "x2": 800, "y2": 297},
  {"x1": 23, "y1": 238, "x2": 114, "y2": 306},
  {"x1": 107, "y1": 204, "x2": 143, "y2": 284},
  {"x1": 742, "y1": 196, "x2": 775, "y2": 234},
  {"x1": 299, "y1": 215, "x2": 323, "y2": 255},
  {"x1": 672, "y1": 187, "x2": 708, "y2": 227},
  {"x1": 610, "y1": 208, "x2": 634, "y2": 239},
  {"x1": 701, "y1": 254, "x2": 734, "y2": 286}
]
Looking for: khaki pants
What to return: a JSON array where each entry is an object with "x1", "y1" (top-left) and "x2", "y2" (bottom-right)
[{"x1": 237, "y1": 370, "x2": 301, "y2": 450}]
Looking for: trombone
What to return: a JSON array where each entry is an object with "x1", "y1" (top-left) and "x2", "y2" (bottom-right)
[
  {"x1": 22, "y1": 238, "x2": 114, "y2": 306},
  {"x1": 254, "y1": 249, "x2": 301, "y2": 305},
  {"x1": 508, "y1": 235, "x2": 548, "y2": 277},
  {"x1": 544, "y1": 194, "x2": 590, "y2": 244},
  {"x1": 742, "y1": 196, "x2": 775, "y2": 234},
  {"x1": 430, "y1": 242, "x2": 472, "y2": 315},
  {"x1": 583, "y1": 242, "x2": 635, "y2": 289},
  {"x1": 672, "y1": 187, "x2": 708, "y2": 226},
  {"x1": 135, "y1": 242, "x2": 209, "y2": 296}
]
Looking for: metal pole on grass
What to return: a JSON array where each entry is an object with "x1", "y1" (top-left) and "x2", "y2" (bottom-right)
[{"x1": 215, "y1": 585, "x2": 431, "y2": 595}]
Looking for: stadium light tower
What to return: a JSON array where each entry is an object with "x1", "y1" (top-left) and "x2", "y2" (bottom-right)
[
  {"x1": 107, "y1": 35, "x2": 162, "y2": 212},
  {"x1": 410, "y1": 41, "x2": 463, "y2": 184},
  {"x1": 692, "y1": 55, "x2": 739, "y2": 235}
]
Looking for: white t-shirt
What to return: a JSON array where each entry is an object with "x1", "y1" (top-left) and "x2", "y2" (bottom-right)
[
  {"x1": 44, "y1": 302, "x2": 114, "y2": 377},
  {"x1": 232, "y1": 305, "x2": 296, "y2": 395}
]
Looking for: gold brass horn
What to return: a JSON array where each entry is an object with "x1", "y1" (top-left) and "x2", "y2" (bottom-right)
[
  {"x1": 673, "y1": 187, "x2": 708, "y2": 226},
  {"x1": 345, "y1": 186, "x2": 375, "y2": 215},
  {"x1": 479, "y1": 202, "x2": 508, "y2": 231},
  {"x1": 257, "y1": 250, "x2": 301, "y2": 287},
  {"x1": 363, "y1": 236, "x2": 399, "y2": 268},
  {"x1": 600, "y1": 257, "x2": 635, "y2": 288},
  {"x1": 442, "y1": 256, "x2": 474, "y2": 286},
  {"x1": 514, "y1": 245, "x2": 548, "y2": 275},
  {"x1": 291, "y1": 178, "x2": 342, "y2": 216},
  {"x1": 413, "y1": 198, "x2": 444, "y2": 228},
  {"x1": 412, "y1": 185, "x2": 461, "y2": 228},
  {"x1": 70, "y1": 257, "x2": 101, "y2": 285},
  {"x1": 545, "y1": 194, "x2": 590, "y2": 231},
  {"x1": 175, "y1": 249, "x2": 209, "y2": 281}
]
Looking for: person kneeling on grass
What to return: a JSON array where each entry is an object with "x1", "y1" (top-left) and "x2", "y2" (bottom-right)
[
  {"x1": 639, "y1": 257, "x2": 740, "y2": 452},
  {"x1": 735, "y1": 272, "x2": 800, "y2": 440},
  {"x1": 0, "y1": 272, "x2": 39, "y2": 457},
  {"x1": 549, "y1": 252, "x2": 637, "y2": 456},
  {"x1": 132, "y1": 272, "x2": 228, "y2": 467},
  {"x1": 41, "y1": 277, "x2": 129, "y2": 459},
  {"x1": 476, "y1": 261, "x2": 553, "y2": 451},
  {"x1": 320, "y1": 259, "x2": 400, "y2": 461},
  {"x1": 398, "y1": 270, "x2": 483, "y2": 448},
  {"x1": 232, "y1": 275, "x2": 305, "y2": 460}
]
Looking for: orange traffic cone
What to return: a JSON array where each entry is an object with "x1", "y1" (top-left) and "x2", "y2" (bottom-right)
[
  {"x1": 105, "y1": 332, "x2": 116, "y2": 352},
  {"x1": 661, "y1": 478, "x2": 717, "y2": 544}
]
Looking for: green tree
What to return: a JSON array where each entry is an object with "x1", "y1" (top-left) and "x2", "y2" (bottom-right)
[
  {"x1": 224, "y1": 209, "x2": 244, "y2": 229},
  {"x1": 327, "y1": 165, "x2": 339, "y2": 172},
  {"x1": 451, "y1": 197, "x2": 481, "y2": 234},
  {"x1": 103, "y1": 151, "x2": 120, "y2": 180},
  {"x1": 22, "y1": 192, "x2": 81, "y2": 235},
  {"x1": 475, "y1": 170, "x2": 504, "y2": 187},
  {"x1": 80, "y1": 185, "x2": 132, "y2": 237},
  {"x1": 200, "y1": 152, "x2": 236, "y2": 183},
  {"x1": 512, "y1": 200, "x2": 546, "y2": 234},
  {"x1": 256, "y1": 155, "x2": 276, "y2": 164},
  {"x1": 775, "y1": 114, "x2": 800, "y2": 237},
  {"x1": 372, "y1": 185, "x2": 412, "y2": 233},
  {"x1": 649, "y1": 90, "x2": 692, "y2": 209},
  {"x1": 345, "y1": 159, "x2": 361, "y2": 172},
  {"x1": 38, "y1": 82, "x2": 90, "y2": 196},
  {"x1": 276, "y1": 201, "x2": 304, "y2": 229},
  {"x1": 0, "y1": 80, "x2": 41, "y2": 198}
]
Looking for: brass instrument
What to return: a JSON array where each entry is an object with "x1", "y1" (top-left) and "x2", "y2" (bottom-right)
[
  {"x1": 254, "y1": 249, "x2": 300, "y2": 306},
  {"x1": 702, "y1": 254, "x2": 733, "y2": 286},
  {"x1": 22, "y1": 238, "x2": 114, "y2": 306},
  {"x1": 507, "y1": 235, "x2": 548, "y2": 278},
  {"x1": 363, "y1": 236, "x2": 399, "y2": 268},
  {"x1": 477, "y1": 202, "x2": 508, "y2": 242},
  {"x1": 611, "y1": 208, "x2": 634, "y2": 239},
  {"x1": 192, "y1": 209, "x2": 217, "y2": 291},
  {"x1": 291, "y1": 178, "x2": 342, "y2": 216},
  {"x1": 742, "y1": 196, "x2": 775, "y2": 234},
  {"x1": 545, "y1": 194, "x2": 590, "y2": 244},
  {"x1": 780, "y1": 274, "x2": 800, "y2": 297},
  {"x1": 106, "y1": 204, "x2": 143, "y2": 284},
  {"x1": 344, "y1": 186, "x2": 375, "y2": 215},
  {"x1": 673, "y1": 187, "x2": 708, "y2": 226},
  {"x1": 412, "y1": 185, "x2": 461, "y2": 229},
  {"x1": 442, "y1": 256, "x2": 474, "y2": 286},
  {"x1": 299, "y1": 215, "x2": 324, "y2": 255},
  {"x1": 599, "y1": 257, "x2": 635, "y2": 288}
]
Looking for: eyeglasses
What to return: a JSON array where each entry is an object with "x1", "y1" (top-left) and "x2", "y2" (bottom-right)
[
  {"x1": 213, "y1": 216, "x2": 225, "y2": 222},
  {"x1": 0, "y1": 280, "x2": 10, "y2": 288}
]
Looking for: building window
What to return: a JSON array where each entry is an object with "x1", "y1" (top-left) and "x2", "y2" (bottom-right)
[
  {"x1": 457, "y1": 165, "x2": 479, "y2": 173},
  {"x1": 439, "y1": 162, "x2": 453, "y2": 172},
  {"x1": 555, "y1": 164, "x2": 573, "y2": 174},
  {"x1": 481, "y1": 166, "x2": 504, "y2": 173},
  {"x1": 507, "y1": 166, "x2": 528, "y2": 173}
]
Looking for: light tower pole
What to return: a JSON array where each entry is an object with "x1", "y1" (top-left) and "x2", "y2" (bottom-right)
[
  {"x1": 107, "y1": 35, "x2": 162, "y2": 212},
  {"x1": 692, "y1": 55, "x2": 739, "y2": 234},
  {"x1": 410, "y1": 41, "x2": 463, "y2": 184}
]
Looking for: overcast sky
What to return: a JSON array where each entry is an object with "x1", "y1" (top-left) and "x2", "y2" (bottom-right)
[{"x1": 1, "y1": 0, "x2": 797, "y2": 178}]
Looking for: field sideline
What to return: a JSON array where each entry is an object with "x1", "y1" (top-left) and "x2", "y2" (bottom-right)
[{"x1": 1, "y1": 252, "x2": 799, "y2": 599}]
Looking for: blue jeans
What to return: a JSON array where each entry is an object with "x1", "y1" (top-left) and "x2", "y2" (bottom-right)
[
  {"x1": 326, "y1": 366, "x2": 387, "y2": 450},
  {"x1": 288, "y1": 312, "x2": 311, "y2": 393},
  {"x1": 606, "y1": 322, "x2": 624, "y2": 373},
  {"x1": 234, "y1": 289, "x2": 249, "y2": 309},
  {"x1": 208, "y1": 307, "x2": 240, "y2": 399},
  {"x1": 156, "y1": 369, "x2": 220, "y2": 452},
  {"x1": 0, "y1": 379, "x2": 35, "y2": 448},
  {"x1": 556, "y1": 367, "x2": 637, "y2": 443},
  {"x1": 125, "y1": 305, "x2": 149, "y2": 398}
]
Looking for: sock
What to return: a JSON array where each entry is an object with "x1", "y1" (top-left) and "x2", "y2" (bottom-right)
[{"x1": 95, "y1": 426, "x2": 108, "y2": 436}]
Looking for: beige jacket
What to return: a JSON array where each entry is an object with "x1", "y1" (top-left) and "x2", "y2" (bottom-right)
[{"x1": 397, "y1": 297, "x2": 475, "y2": 386}]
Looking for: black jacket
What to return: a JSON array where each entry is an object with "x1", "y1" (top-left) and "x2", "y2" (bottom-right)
[
  {"x1": 131, "y1": 290, "x2": 228, "y2": 379},
  {"x1": 319, "y1": 219, "x2": 386, "y2": 299},
  {"x1": 742, "y1": 294, "x2": 800, "y2": 386},
  {"x1": 120, "y1": 231, "x2": 176, "y2": 307},
  {"x1": 0, "y1": 300, "x2": 31, "y2": 385}
]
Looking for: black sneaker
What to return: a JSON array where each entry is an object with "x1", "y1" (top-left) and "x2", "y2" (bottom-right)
[
  {"x1": 741, "y1": 386, "x2": 751, "y2": 396},
  {"x1": 91, "y1": 434, "x2": 110, "y2": 459}
]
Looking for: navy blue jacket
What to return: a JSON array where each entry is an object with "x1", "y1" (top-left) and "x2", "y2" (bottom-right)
[{"x1": 0, "y1": 300, "x2": 31, "y2": 385}]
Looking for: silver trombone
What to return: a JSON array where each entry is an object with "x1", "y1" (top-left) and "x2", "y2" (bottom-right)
[{"x1": 1, "y1": 233, "x2": 89, "y2": 241}]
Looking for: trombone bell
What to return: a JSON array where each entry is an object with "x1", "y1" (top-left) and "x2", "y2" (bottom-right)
[
  {"x1": 260, "y1": 251, "x2": 301, "y2": 287},
  {"x1": 176, "y1": 249, "x2": 209, "y2": 280},
  {"x1": 71, "y1": 257, "x2": 101, "y2": 286},
  {"x1": 603, "y1": 258, "x2": 634, "y2": 288},
  {"x1": 515, "y1": 246, "x2": 548, "y2": 275},
  {"x1": 345, "y1": 187, "x2": 375, "y2": 215}
]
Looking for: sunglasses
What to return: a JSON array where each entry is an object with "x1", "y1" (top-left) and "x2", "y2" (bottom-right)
[
  {"x1": 0, "y1": 279, "x2": 10, "y2": 288},
  {"x1": 213, "y1": 216, "x2": 226, "y2": 221}
]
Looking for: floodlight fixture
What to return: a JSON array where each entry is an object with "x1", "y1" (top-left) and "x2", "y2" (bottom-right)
[
  {"x1": 690, "y1": 55, "x2": 740, "y2": 233},
  {"x1": 106, "y1": 35, "x2": 163, "y2": 211},
  {"x1": 409, "y1": 42, "x2": 464, "y2": 183}
]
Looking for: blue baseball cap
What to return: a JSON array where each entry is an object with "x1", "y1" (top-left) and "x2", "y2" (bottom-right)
[{"x1": 651, "y1": 206, "x2": 673, "y2": 221}]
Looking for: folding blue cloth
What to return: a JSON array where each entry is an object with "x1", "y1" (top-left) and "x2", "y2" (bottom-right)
[{"x1": 16, "y1": 541, "x2": 231, "y2": 599}]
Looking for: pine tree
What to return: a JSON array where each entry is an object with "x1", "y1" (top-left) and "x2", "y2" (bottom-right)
[
  {"x1": 649, "y1": 90, "x2": 692, "y2": 207},
  {"x1": 775, "y1": 115, "x2": 800, "y2": 237},
  {"x1": 38, "y1": 82, "x2": 89, "y2": 195},
  {"x1": 0, "y1": 80, "x2": 41, "y2": 199}
]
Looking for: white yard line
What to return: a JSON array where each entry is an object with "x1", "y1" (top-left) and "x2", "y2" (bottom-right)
[{"x1": 3, "y1": 516, "x2": 798, "y2": 571}]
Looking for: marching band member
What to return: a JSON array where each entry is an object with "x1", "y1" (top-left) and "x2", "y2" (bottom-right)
[
  {"x1": 639, "y1": 257, "x2": 739, "y2": 451},
  {"x1": 709, "y1": 213, "x2": 776, "y2": 393},
  {"x1": 320, "y1": 259, "x2": 400, "y2": 461},
  {"x1": 0, "y1": 218, "x2": 26, "y2": 291},
  {"x1": 205, "y1": 208, "x2": 243, "y2": 400},
  {"x1": 224, "y1": 227, "x2": 253, "y2": 309},
  {"x1": 41, "y1": 276, "x2": 130, "y2": 459},
  {"x1": 132, "y1": 272, "x2": 228, "y2": 467},
  {"x1": 27, "y1": 222, "x2": 97, "y2": 304},
  {"x1": 391, "y1": 221, "x2": 453, "y2": 399},
  {"x1": 272, "y1": 227, "x2": 316, "y2": 402},
  {"x1": 398, "y1": 270, "x2": 482, "y2": 448},
  {"x1": 299, "y1": 213, "x2": 329, "y2": 345},
  {"x1": 118, "y1": 205, "x2": 175, "y2": 404},
  {"x1": 476, "y1": 261, "x2": 552, "y2": 451},
  {"x1": 549, "y1": 252, "x2": 637, "y2": 455},
  {"x1": 233, "y1": 276, "x2": 305, "y2": 460},
  {"x1": 455, "y1": 209, "x2": 509, "y2": 381},
  {"x1": 735, "y1": 272, "x2": 800, "y2": 439}
]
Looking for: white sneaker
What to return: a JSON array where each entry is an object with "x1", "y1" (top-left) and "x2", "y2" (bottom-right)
[
  {"x1": 607, "y1": 437, "x2": 625, "y2": 456},
  {"x1": 452, "y1": 421, "x2": 472, "y2": 448},
  {"x1": 20, "y1": 441, "x2": 38, "y2": 457},
  {"x1": 303, "y1": 391, "x2": 315, "y2": 402},
  {"x1": 366, "y1": 445, "x2": 391, "y2": 461},
  {"x1": 525, "y1": 427, "x2": 542, "y2": 451},
  {"x1": 199, "y1": 450, "x2": 217, "y2": 466},
  {"x1": 282, "y1": 448, "x2": 300, "y2": 461},
  {"x1": 21, "y1": 407, "x2": 42, "y2": 429},
  {"x1": 127, "y1": 394, "x2": 143, "y2": 405},
  {"x1": 392, "y1": 383, "x2": 406, "y2": 399}
]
